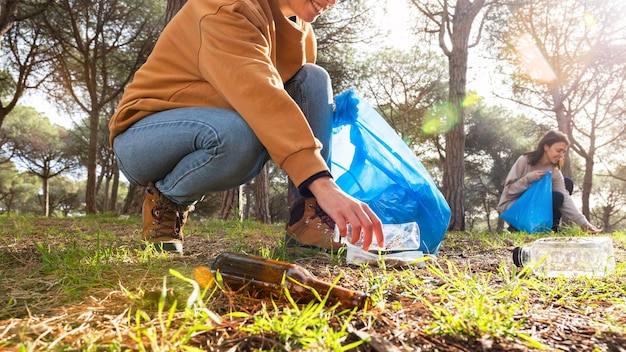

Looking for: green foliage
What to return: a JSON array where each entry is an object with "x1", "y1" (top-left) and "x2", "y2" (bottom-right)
[
  {"x1": 0, "y1": 162, "x2": 39, "y2": 213},
  {"x1": 0, "y1": 104, "x2": 131, "y2": 215},
  {"x1": 314, "y1": 0, "x2": 380, "y2": 93},
  {"x1": 360, "y1": 46, "x2": 448, "y2": 163},
  {"x1": 0, "y1": 69, "x2": 16, "y2": 100},
  {"x1": 4, "y1": 105, "x2": 76, "y2": 177}
]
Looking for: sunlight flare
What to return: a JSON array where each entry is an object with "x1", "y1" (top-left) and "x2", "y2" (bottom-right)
[{"x1": 514, "y1": 33, "x2": 557, "y2": 84}]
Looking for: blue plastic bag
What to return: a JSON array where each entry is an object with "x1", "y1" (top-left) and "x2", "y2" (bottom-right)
[
  {"x1": 500, "y1": 172, "x2": 553, "y2": 233},
  {"x1": 331, "y1": 89, "x2": 451, "y2": 254}
]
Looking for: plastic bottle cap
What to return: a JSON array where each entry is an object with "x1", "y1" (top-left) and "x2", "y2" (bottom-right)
[{"x1": 512, "y1": 247, "x2": 523, "y2": 267}]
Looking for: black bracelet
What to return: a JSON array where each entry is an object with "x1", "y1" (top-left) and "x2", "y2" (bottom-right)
[{"x1": 297, "y1": 171, "x2": 333, "y2": 197}]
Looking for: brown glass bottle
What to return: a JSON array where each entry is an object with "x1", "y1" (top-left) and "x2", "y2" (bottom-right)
[{"x1": 211, "y1": 252, "x2": 371, "y2": 310}]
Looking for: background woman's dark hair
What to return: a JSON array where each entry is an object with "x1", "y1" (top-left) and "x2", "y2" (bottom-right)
[{"x1": 524, "y1": 130, "x2": 569, "y2": 167}]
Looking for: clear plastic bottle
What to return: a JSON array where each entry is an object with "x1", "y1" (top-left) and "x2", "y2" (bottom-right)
[
  {"x1": 512, "y1": 236, "x2": 615, "y2": 278},
  {"x1": 335, "y1": 222, "x2": 420, "y2": 251},
  {"x1": 335, "y1": 222, "x2": 423, "y2": 267},
  {"x1": 211, "y1": 252, "x2": 371, "y2": 309}
]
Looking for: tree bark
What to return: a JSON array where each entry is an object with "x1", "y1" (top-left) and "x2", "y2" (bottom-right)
[
  {"x1": 441, "y1": 0, "x2": 484, "y2": 231},
  {"x1": 84, "y1": 64, "x2": 101, "y2": 214},
  {"x1": 109, "y1": 160, "x2": 119, "y2": 212},
  {"x1": 254, "y1": 165, "x2": 271, "y2": 223},
  {"x1": 123, "y1": 184, "x2": 145, "y2": 215},
  {"x1": 219, "y1": 188, "x2": 239, "y2": 220},
  {"x1": 581, "y1": 135, "x2": 596, "y2": 218},
  {"x1": 42, "y1": 175, "x2": 50, "y2": 216},
  {"x1": 242, "y1": 182, "x2": 251, "y2": 219},
  {"x1": 552, "y1": 86, "x2": 573, "y2": 177},
  {"x1": 166, "y1": 0, "x2": 188, "y2": 21}
]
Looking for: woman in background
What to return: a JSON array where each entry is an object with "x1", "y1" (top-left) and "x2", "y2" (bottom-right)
[{"x1": 498, "y1": 130, "x2": 600, "y2": 233}]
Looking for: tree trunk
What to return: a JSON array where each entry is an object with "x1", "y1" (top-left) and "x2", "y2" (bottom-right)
[
  {"x1": 220, "y1": 188, "x2": 238, "y2": 220},
  {"x1": 443, "y1": 121, "x2": 465, "y2": 231},
  {"x1": 123, "y1": 185, "x2": 145, "y2": 215},
  {"x1": 580, "y1": 125, "x2": 597, "y2": 219},
  {"x1": 254, "y1": 165, "x2": 271, "y2": 223},
  {"x1": 552, "y1": 86, "x2": 573, "y2": 177},
  {"x1": 109, "y1": 160, "x2": 119, "y2": 212},
  {"x1": 601, "y1": 205, "x2": 612, "y2": 231},
  {"x1": 42, "y1": 176, "x2": 50, "y2": 217},
  {"x1": 85, "y1": 112, "x2": 99, "y2": 214},
  {"x1": 443, "y1": 43, "x2": 468, "y2": 231},
  {"x1": 244, "y1": 182, "x2": 252, "y2": 219},
  {"x1": 102, "y1": 173, "x2": 110, "y2": 213},
  {"x1": 238, "y1": 185, "x2": 244, "y2": 220},
  {"x1": 582, "y1": 152, "x2": 595, "y2": 218},
  {"x1": 166, "y1": 0, "x2": 188, "y2": 21},
  {"x1": 441, "y1": 0, "x2": 484, "y2": 231}
]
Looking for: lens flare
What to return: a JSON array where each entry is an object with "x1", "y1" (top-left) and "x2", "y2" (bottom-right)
[
  {"x1": 422, "y1": 102, "x2": 458, "y2": 134},
  {"x1": 193, "y1": 266, "x2": 216, "y2": 289},
  {"x1": 462, "y1": 91, "x2": 482, "y2": 107},
  {"x1": 583, "y1": 12, "x2": 596, "y2": 28},
  {"x1": 514, "y1": 32, "x2": 557, "y2": 84}
]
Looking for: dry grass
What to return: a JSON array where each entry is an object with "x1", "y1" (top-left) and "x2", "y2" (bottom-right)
[{"x1": 0, "y1": 214, "x2": 624, "y2": 351}]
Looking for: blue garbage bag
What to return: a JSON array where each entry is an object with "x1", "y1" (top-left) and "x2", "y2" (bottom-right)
[
  {"x1": 500, "y1": 171, "x2": 553, "y2": 233},
  {"x1": 331, "y1": 89, "x2": 450, "y2": 254}
]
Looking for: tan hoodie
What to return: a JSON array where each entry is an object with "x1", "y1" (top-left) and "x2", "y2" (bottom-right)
[{"x1": 108, "y1": 0, "x2": 328, "y2": 187}]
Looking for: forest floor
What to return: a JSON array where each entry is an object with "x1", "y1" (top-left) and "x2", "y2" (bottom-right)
[{"x1": 0, "y1": 214, "x2": 625, "y2": 351}]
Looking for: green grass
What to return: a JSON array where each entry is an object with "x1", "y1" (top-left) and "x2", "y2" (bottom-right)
[{"x1": 0, "y1": 214, "x2": 624, "y2": 351}]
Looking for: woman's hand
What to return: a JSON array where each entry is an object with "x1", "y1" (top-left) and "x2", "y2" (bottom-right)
[
  {"x1": 307, "y1": 177, "x2": 384, "y2": 251},
  {"x1": 582, "y1": 223, "x2": 602, "y2": 234},
  {"x1": 526, "y1": 170, "x2": 548, "y2": 182}
]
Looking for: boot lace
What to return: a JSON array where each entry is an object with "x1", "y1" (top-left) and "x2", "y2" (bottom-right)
[
  {"x1": 149, "y1": 204, "x2": 183, "y2": 241},
  {"x1": 307, "y1": 202, "x2": 336, "y2": 233}
]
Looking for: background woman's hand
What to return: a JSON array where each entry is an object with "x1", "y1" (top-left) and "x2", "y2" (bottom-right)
[
  {"x1": 582, "y1": 223, "x2": 601, "y2": 234},
  {"x1": 307, "y1": 177, "x2": 384, "y2": 251},
  {"x1": 525, "y1": 170, "x2": 548, "y2": 182}
]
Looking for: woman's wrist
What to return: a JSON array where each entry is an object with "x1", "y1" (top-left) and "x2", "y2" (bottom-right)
[
  {"x1": 307, "y1": 176, "x2": 337, "y2": 196},
  {"x1": 297, "y1": 171, "x2": 333, "y2": 197}
]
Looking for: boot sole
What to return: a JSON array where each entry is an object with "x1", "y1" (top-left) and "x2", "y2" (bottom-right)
[
  {"x1": 141, "y1": 242, "x2": 184, "y2": 255},
  {"x1": 284, "y1": 234, "x2": 344, "y2": 255}
]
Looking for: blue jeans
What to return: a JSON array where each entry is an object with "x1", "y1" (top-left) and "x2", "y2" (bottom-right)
[{"x1": 113, "y1": 64, "x2": 333, "y2": 205}]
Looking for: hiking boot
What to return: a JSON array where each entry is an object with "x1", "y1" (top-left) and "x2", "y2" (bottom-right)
[
  {"x1": 285, "y1": 197, "x2": 343, "y2": 252},
  {"x1": 142, "y1": 183, "x2": 193, "y2": 255}
]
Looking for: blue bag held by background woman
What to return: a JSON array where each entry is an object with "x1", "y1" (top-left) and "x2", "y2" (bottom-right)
[
  {"x1": 500, "y1": 172, "x2": 553, "y2": 233},
  {"x1": 331, "y1": 89, "x2": 450, "y2": 254}
]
